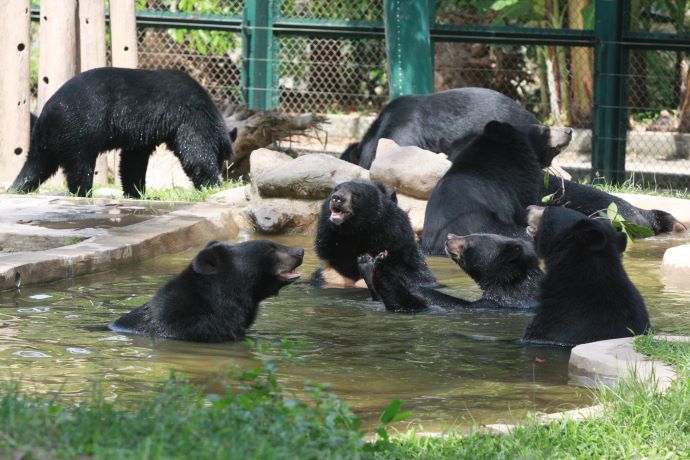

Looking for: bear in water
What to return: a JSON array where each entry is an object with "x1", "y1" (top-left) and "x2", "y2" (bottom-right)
[
  {"x1": 12, "y1": 67, "x2": 236, "y2": 197},
  {"x1": 313, "y1": 180, "x2": 436, "y2": 291},
  {"x1": 421, "y1": 121, "x2": 572, "y2": 255},
  {"x1": 356, "y1": 233, "x2": 541, "y2": 312},
  {"x1": 109, "y1": 240, "x2": 303, "y2": 342},
  {"x1": 522, "y1": 206, "x2": 650, "y2": 346}
]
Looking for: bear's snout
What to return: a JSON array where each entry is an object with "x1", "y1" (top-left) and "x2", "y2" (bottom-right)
[{"x1": 445, "y1": 234, "x2": 466, "y2": 261}]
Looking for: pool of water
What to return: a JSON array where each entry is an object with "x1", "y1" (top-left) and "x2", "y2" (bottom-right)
[{"x1": 1, "y1": 231, "x2": 688, "y2": 431}]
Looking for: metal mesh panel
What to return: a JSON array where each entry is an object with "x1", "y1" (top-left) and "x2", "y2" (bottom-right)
[
  {"x1": 277, "y1": 35, "x2": 388, "y2": 114},
  {"x1": 279, "y1": 0, "x2": 383, "y2": 21},
  {"x1": 623, "y1": 49, "x2": 690, "y2": 187},
  {"x1": 136, "y1": 27, "x2": 244, "y2": 106},
  {"x1": 136, "y1": 0, "x2": 244, "y2": 15}
]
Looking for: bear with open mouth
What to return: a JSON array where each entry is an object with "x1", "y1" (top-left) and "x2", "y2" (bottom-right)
[{"x1": 109, "y1": 240, "x2": 304, "y2": 342}]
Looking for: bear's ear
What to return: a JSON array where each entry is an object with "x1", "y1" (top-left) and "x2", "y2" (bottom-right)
[
  {"x1": 615, "y1": 231, "x2": 628, "y2": 253},
  {"x1": 574, "y1": 219, "x2": 608, "y2": 252},
  {"x1": 502, "y1": 243, "x2": 523, "y2": 262},
  {"x1": 191, "y1": 243, "x2": 225, "y2": 275},
  {"x1": 483, "y1": 120, "x2": 515, "y2": 143},
  {"x1": 229, "y1": 127, "x2": 238, "y2": 142},
  {"x1": 385, "y1": 186, "x2": 398, "y2": 204},
  {"x1": 438, "y1": 137, "x2": 452, "y2": 154}
]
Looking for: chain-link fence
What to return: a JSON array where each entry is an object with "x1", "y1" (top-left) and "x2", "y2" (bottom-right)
[{"x1": 27, "y1": 0, "x2": 690, "y2": 189}]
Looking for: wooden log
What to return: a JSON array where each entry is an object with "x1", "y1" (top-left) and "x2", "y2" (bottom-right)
[
  {"x1": 79, "y1": 0, "x2": 111, "y2": 184},
  {"x1": 0, "y1": 0, "x2": 31, "y2": 185},
  {"x1": 110, "y1": 0, "x2": 138, "y2": 69}
]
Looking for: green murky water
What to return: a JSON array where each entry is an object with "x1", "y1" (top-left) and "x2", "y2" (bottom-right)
[{"x1": 1, "y1": 231, "x2": 688, "y2": 430}]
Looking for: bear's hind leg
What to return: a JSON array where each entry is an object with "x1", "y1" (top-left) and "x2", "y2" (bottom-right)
[{"x1": 120, "y1": 147, "x2": 153, "y2": 198}]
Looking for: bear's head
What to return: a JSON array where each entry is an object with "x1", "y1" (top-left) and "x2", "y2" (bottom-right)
[
  {"x1": 445, "y1": 233, "x2": 540, "y2": 290},
  {"x1": 482, "y1": 121, "x2": 573, "y2": 168},
  {"x1": 191, "y1": 240, "x2": 304, "y2": 301},
  {"x1": 650, "y1": 209, "x2": 687, "y2": 234},
  {"x1": 526, "y1": 205, "x2": 627, "y2": 260},
  {"x1": 324, "y1": 180, "x2": 397, "y2": 227}
]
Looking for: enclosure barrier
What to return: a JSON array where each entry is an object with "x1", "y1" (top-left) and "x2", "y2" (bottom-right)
[{"x1": 9, "y1": 0, "x2": 690, "y2": 189}]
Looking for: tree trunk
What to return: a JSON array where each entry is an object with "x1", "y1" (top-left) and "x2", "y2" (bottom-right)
[
  {"x1": 679, "y1": 69, "x2": 690, "y2": 133},
  {"x1": 110, "y1": 0, "x2": 138, "y2": 68},
  {"x1": 568, "y1": 0, "x2": 593, "y2": 127}
]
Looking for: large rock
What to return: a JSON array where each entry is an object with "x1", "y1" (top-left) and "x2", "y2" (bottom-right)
[
  {"x1": 245, "y1": 198, "x2": 322, "y2": 234},
  {"x1": 255, "y1": 153, "x2": 369, "y2": 199},
  {"x1": 397, "y1": 193, "x2": 427, "y2": 236},
  {"x1": 249, "y1": 148, "x2": 293, "y2": 178},
  {"x1": 370, "y1": 138, "x2": 451, "y2": 199},
  {"x1": 661, "y1": 244, "x2": 690, "y2": 290}
]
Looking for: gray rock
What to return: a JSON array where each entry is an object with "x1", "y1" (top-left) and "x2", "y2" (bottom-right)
[
  {"x1": 245, "y1": 198, "x2": 322, "y2": 233},
  {"x1": 256, "y1": 153, "x2": 369, "y2": 199},
  {"x1": 249, "y1": 148, "x2": 293, "y2": 178},
  {"x1": 92, "y1": 187, "x2": 124, "y2": 199},
  {"x1": 370, "y1": 139, "x2": 450, "y2": 199}
]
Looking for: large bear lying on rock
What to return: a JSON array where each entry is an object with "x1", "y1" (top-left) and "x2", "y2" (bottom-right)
[
  {"x1": 313, "y1": 180, "x2": 436, "y2": 291},
  {"x1": 421, "y1": 121, "x2": 572, "y2": 255},
  {"x1": 341, "y1": 88, "x2": 539, "y2": 168},
  {"x1": 522, "y1": 206, "x2": 650, "y2": 346},
  {"x1": 109, "y1": 240, "x2": 303, "y2": 342},
  {"x1": 11, "y1": 67, "x2": 237, "y2": 197},
  {"x1": 357, "y1": 233, "x2": 541, "y2": 312},
  {"x1": 541, "y1": 175, "x2": 686, "y2": 235}
]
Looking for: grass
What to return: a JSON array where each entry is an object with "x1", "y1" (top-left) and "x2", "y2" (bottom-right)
[
  {"x1": 579, "y1": 177, "x2": 690, "y2": 199},
  {"x1": 1, "y1": 336, "x2": 689, "y2": 459},
  {"x1": 26, "y1": 180, "x2": 245, "y2": 203}
]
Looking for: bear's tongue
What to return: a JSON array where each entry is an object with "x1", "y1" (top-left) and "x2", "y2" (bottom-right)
[{"x1": 278, "y1": 270, "x2": 301, "y2": 280}]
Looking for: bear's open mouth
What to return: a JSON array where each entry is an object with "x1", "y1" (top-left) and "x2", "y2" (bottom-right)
[
  {"x1": 277, "y1": 270, "x2": 301, "y2": 282},
  {"x1": 329, "y1": 204, "x2": 351, "y2": 224}
]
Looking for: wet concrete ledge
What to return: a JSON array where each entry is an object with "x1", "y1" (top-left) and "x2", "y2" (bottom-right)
[
  {"x1": 0, "y1": 194, "x2": 239, "y2": 290},
  {"x1": 483, "y1": 335, "x2": 689, "y2": 435}
]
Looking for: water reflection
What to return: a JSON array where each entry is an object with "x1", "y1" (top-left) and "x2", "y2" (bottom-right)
[{"x1": 0, "y1": 232, "x2": 688, "y2": 430}]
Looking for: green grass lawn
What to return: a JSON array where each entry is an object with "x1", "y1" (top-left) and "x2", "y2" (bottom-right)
[{"x1": 1, "y1": 336, "x2": 688, "y2": 459}]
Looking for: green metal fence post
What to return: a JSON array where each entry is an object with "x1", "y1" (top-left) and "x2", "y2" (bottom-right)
[
  {"x1": 242, "y1": 0, "x2": 276, "y2": 110},
  {"x1": 383, "y1": 0, "x2": 434, "y2": 99},
  {"x1": 592, "y1": 0, "x2": 630, "y2": 184}
]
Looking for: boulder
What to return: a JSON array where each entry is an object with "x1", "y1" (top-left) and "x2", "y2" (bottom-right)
[
  {"x1": 245, "y1": 198, "x2": 322, "y2": 234},
  {"x1": 661, "y1": 244, "x2": 690, "y2": 290},
  {"x1": 397, "y1": 193, "x2": 427, "y2": 236},
  {"x1": 249, "y1": 148, "x2": 293, "y2": 179},
  {"x1": 255, "y1": 153, "x2": 369, "y2": 199},
  {"x1": 370, "y1": 138, "x2": 451, "y2": 199}
]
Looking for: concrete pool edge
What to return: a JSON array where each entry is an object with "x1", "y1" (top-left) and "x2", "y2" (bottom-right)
[
  {"x1": 482, "y1": 335, "x2": 689, "y2": 435},
  {"x1": 0, "y1": 196, "x2": 239, "y2": 290}
]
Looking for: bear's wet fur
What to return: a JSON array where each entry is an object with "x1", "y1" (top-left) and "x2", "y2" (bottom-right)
[
  {"x1": 109, "y1": 240, "x2": 304, "y2": 342},
  {"x1": 341, "y1": 87, "x2": 539, "y2": 169},
  {"x1": 541, "y1": 175, "x2": 686, "y2": 235},
  {"x1": 421, "y1": 120, "x2": 572, "y2": 255},
  {"x1": 446, "y1": 233, "x2": 542, "y2": 309},
  {"x1": 522, "y1": 206, "x2": 650, "y2": 347},
  {"x1": 356, "y1": 233, "x2": 541, "y2": 312},
  {"x1": 313, "y1": 180, "x2": 436, "y2": 290},
  {"x1": 12, "y1": 67, "x2": 236, "y2": 197}
]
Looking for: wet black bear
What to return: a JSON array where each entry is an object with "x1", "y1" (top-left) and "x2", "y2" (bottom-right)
[
  {"x1": 11, "y1": 67, "x2": 237, "y2": 197},
  {"x1": 341, "y1": 88, "x2": 539, "y2": 168},
  {"x1": 445, "y1": 233, "x2": 542, "y2": 308},
  {"x1": 421, "y1": 121, "x2": 572, "y2": 255},
  {"x1": 522, "y1": 206, "x2": 650, "y2": 346},
  {"x1": 313, "y1": 180, "x2": 436, "y2": 291},
  {"x1": 541, "y1": 175, "x2": 686, "y2": 235},
  {"x1": 109, "y1": 240, "x2": 304, "y2": 342},
  {"x1": 357, "y1": 233, "x2": 541, "y2": 312}
]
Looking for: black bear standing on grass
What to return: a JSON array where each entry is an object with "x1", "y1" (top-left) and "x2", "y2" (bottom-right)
[
  {"x1": 313, "y1": 180, "x2": 436, "y2": 292},
  {"x1": 109, "y1": 240, "x2": 304, "y2": 342},
  {"x1": 522, "y1": 206, "x2": 650, "y2": 347},
  {"x1": 421, "y1": 121, "x2": 572, "y2": 255},
  {"x1": 11, "y1": 67, "x2": 237, "y2": 197},
  {"x1": 357, "y1": 233, "x2": 541, "y2": 312},
  {"x1": 340, "y1": 88, "x2": 539, "y2": 168}
]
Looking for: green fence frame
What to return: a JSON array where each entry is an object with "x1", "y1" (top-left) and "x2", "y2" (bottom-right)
[{"x1": 30, "y1": 1, "x2": 690, "y2": 184}]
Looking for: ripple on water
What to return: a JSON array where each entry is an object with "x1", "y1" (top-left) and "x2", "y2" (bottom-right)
[
  {"x1": 66, "y1": 347, "x2": 92, "y2": 355},
  {"x1": 17, "y1": 307, "x2": 50, "y2": 313},
  {"x1": 12, "y1": 350, "x2": 51, "y2": 358}
]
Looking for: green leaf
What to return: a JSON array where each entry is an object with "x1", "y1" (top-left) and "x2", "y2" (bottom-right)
[
  {"x1": 390, "y1": 410, "x2": 413, "y2": 423},
  {"x1": 543, "y1": 170, "x2": 550, "y2": 188},
  {"x1": 541, "y1": 192, "x2": 556, "y2": 204},
  {"x1": 375, "y1": 427, "x2": 389, "y2": 442},
  {"x1": 623, "y1": 222, "x2": 655, "y2": 239},
  {"x1": 581, "y1": 3, "x2": 596, "y2": 29},
  {"x1": 380, "y1": 399, "x2": 402, "y2": 424},
  {"x1": 606, "y1": 202, "x2": 624, "y2": 222}
]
